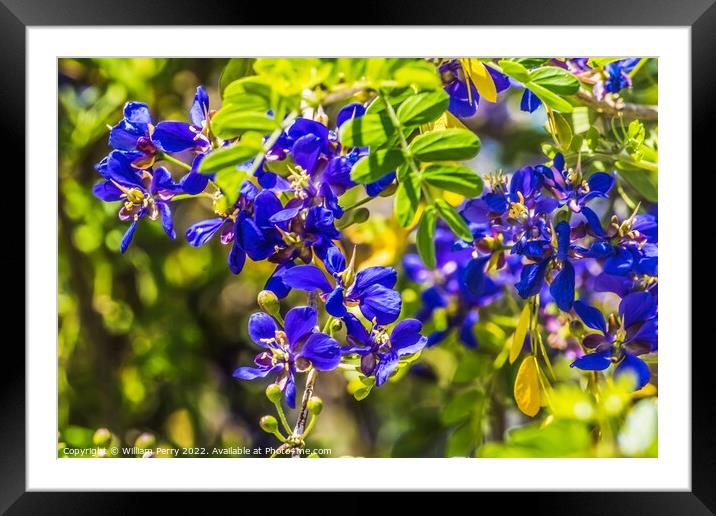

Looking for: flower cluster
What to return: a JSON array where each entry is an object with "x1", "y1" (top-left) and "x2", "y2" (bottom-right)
[
  {"x1": 91, "y1": 56, "x2": 657, "y2": 455},
  {"x1": 405, "y1": 151, "x2": 657, "y2": 390}
]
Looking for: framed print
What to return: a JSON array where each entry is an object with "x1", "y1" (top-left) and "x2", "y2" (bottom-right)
[{"x1": 2, "y1": 0, "x2": 711, "y2": 512}]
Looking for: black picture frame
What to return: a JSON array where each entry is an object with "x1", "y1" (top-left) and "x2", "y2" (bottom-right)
[{"x1": 2, "y1": 1, "x2": 709, "y2": 512}]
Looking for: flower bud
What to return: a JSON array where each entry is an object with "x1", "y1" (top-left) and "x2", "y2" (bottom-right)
[
  {"x1": 257, "y1": 290, "x2": 281, "y2": 318},
  {"x1": 93, "y1": 428, "x2": 112, "y2": 447},
  {"x1": 265, "y1": 383, "x2": 283, "y2": 404},
  {"x1": 330, "y1": 318, "x2": 343, "y2": 332},
  {"x1": 307, "y1": 396, "x2": 323, "y2": 415},
  {"x1": 260, "y1": 415, "x2": 278, "y2": 433},
  {"x1": 135, "y1": 432, "x2": 156, "y2": 450}
]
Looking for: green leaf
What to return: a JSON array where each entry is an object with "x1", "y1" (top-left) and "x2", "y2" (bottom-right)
[
  {"x1": 435, "y1": 199, "x2": 472, "y2": 241},
  {"x1": 498, "y1": 59, "x2": 530, "y2": 83},
  {"x1": 446, "y1": 421, "x2": 480, "y2": 457},
  {"x1": 220, "y1": 92, "x2": 269, "y2": 113},
  {"x1": 394, "y1": 60, "x2": 443, "y2": 90},
  {"x1": 615, "y1": 161, "x2": 658, "y2": 203},
  {"x1": 198, "y1": 133, "x2": 263, "y2": 173},
  {"x1": 513, "y1": 58, "x2": 550, "y2": 68},
  {"x1": 422, "y1": 163, "x2": 483, "y2": 197},
  {"x1": 526, "y1": 82, "x2": 574, "y2": 113},
  {"x1": 351, "y1": 149, "x2": 405, "y2": 184},
  {"x1": 396, "y1": 90, "x2": 449, "y2": 126},
  {"x1": 223, "y1": 76, "x2": 273, "y2": 105},
  {"x1": 395, "y1": 164, "x2": 421, "y2": 228},
  {"x1": 339, "y1": 114, "x2": 396, "y2": 148},
  {"x1": 219, "y1": 58, "x2": 256, "y2": 97},
  {"x1": 509, "y1": 303, "x2": 531, "y2": 365},
  {"x1": 571, "y1": 107, "x2": 591, "y2": 135},
  {"x1": 548, "y1": 112, "x2": 573, "y2": 152},
  {"x1": 336, "y1": 207, "x2": 370, "y2": 230},
  {"x1": 529, "y1": 66, "x2": 580, "y2": 95},
  {"x1": 214, "y1": 168, "x2": 248, "y2": 205},
  {"x1": 409, "y1": 128, "x2": 481, "y2": 162},
  {"x1": 441, "y1": 389, "x2": 484, "y2": 425},
  {"x1": 416, "y1": 206, "x2": 437, "y2": 268},
  {"x1": 211, "y1": 108, "x2": 279, "y2": 139}
]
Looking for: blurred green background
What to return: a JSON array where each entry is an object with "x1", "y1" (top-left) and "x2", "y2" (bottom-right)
[{"x1": 58, "y1": 58, "x2": 658, "y2": 458}]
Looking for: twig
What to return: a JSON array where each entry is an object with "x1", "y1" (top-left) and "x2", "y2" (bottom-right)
[
  {"x1": 576, "y1": 89, "x2": 658, "y2": 121},
  {"x1": 290, "y1": 368, "x2": 318, "y2": 458}
]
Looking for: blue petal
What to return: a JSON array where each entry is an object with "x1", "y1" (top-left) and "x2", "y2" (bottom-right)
[
  {"x1": 264, "y1": 262, "x2": 295, "y2": 299},
  {"x1": 550, "y1": 262, "x2": 575, "y2": 311},
  {"x1": 515, "y1": 260, "x2": 549, "y2": 299},
  {"x1": 614, "y1": 353, "x2": 650, "y2": 390},
  {"x1": 153, "y1": 121, "x2": 200, "y2": 152},
  {"x1": 228, "y1": 240, "x2": 246, "y2": 275},
  {"x1": 324, "y1": 287, "x2": 348, "y2": 318},
  {"x1": 402, "y1": 254, "x2": 430, "y2": 283},
  {"x1": 358, "y1": 284, "x2": 401, "y2": 325},
  {"x1": 151, "y1": 167, "x2": 182, "y2": 196},
  {"x1": 232, "y1": 364, "x2": 278, "y2": 380},
  {"x1": 343, "y1": 313, "x2": 370, "y2": 348},
  {"x1": 574, "y1": 301, "x2": 607, "y2": 334},
  {"x1": 285, "y1": 371, "x2": 297, "y2": 409},
  {"x1": 282, "y1": 265, "x2": 333, "y2": 292},
  {"x1": 186, "y1": 217, "x2": 227, "y2": 246},
  {"x1": 248, "y1": 312, "x2": 278, "y2": 346},
  {"x1": 292, "y1": 134, "x2": 322, "y2": 173},
  {"x1": 587, "y1": 172, "x2": 615, "y2": 196},
  {"x1": 324, "y1": 246, "x2": 346, "y2": 275},
  {"x1": 619, "y1": 291, "x2": 656, "y2": 329},
  {"x1": 300, "y1": 333, "x2": 341, "y2": 370},
  {"x1": 284, "y1": 306, "x2": 318, "y2": 349},
  {"x1": 102, "y1": 151, "x2": 144, "y2": 187},
  {"x1": 555, "y1": 220, "x2": 571, "y2": 260},
  {"x1": 594, "y1": 273, "x2": 634, "y2": 297},
  {"x1": 109, "y1": 120, "x2": 145, "y2": 151},
  {"x1": 520, "y1": 89, "x2": 542, "y2": 112},
  {"x1": 484, "y1": 192, "x2": 508, "y2": 214},
  {"x1": 459, "y1": 310, "x2": 480, "y2": 348},
  {"x1": 238, "y1": 217, "x2": 274, "y2": 261},
  {"x1": 365, "y1": 171, "x2": 396, "y2": 197},
  {"x1": 581, "y1": 206, "x2": 605, "y2": 237},
  {"x1": 190, "y1": 85, "x2": 210, "y2": 127},
  {"x1": 604, "y1": 247, "x2": 634, "y2": 275},
  {"x1": 570, "y1": 350, "x2": 612, "y2": 371},
  {"x1": 391, "y1": 319, "x2": 426, "y2": 355},
  {"x1": 353, "y1": 266, "x2": 397, "y2": 293},
  {"x1": 375, "y1": 352, "x2": 399, "y2": 387},
  {"x1": 462, "y1": 257, "x2": 489, "y2": 296},
  {"x1": 92, "y1": 181, "x2": 124, "y2": 202},
  {"x1": 124, "y1": 102, "x2": 152, "y2": 125},
  {"x1": 336, "y1": 103, "x2": 366, "y2": 127},
  {"x1": 120, "y1": 220, "x2": 139, "y2": 254},
  {"x1": 158, "y1": 202, "x2": 175, "y2": 239},
  {"x1": 253, "y1": 190, "x2": 283, "y2": 230}
]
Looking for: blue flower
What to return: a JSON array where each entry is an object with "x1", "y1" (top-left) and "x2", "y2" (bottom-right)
[
  {"x1": 343, "y1": 314, "x2": 427, "y2": 386},
  {"x1": 233, "y1": 306, "x2": 341, "y2": 408},
  {"x1": 185, "y1": 180, "x2": 283, "y2": 275},
  {"x1": 282, "y1": 247, "x2": 402, "y2": 325},
  {"x1": 93, "y1": 150, "x2": 182, "y2": 253},
  {"x1": 538, "y1": 153, "x2": 615, "y2": 215},
  {"x1": 570, "y1": 291, "x2": 657, "y2": 390},
  {"x1": 439, "y1": 60, "x2": 510, "y2": 118},
  {"x1": 268, "y1": 205, "x2": 341, "y2": 265},
  {"x1": 514, "y1": 220, "x2": 577, "y2": 311},
  {"x1": 108, "y1": 86, "x2": 211, "y2": 168}
]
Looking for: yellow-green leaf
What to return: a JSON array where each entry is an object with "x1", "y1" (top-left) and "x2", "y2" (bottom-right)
[
  {"x1": 465, "y1": 59, "x2": 497, "y2": 103},
  {"x1": 509, "y1": 303, "x2": 531, "y2": 364},
  {"x1": 514, "y1": 356, "x2": 541, "y2": 417}
]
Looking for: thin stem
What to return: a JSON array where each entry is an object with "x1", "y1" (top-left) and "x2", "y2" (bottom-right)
[
  {"x1": 158, "y1": 152, "x2": 192, "y2": 171},
  {"x1": 270, "y1": 442, "x2": 292, "y2": 458},
  {"x1": 576, "y1": 88, "x2": 657, "y2": 121},
  {"x1": 379, "y1": 88, "x2": 422, "y2": 179},
  {"x1": 290, "y1": 368, "x2": 318, "y2": 458},
  {"x1": 273, "y1": 401, "x2": 292, "y2": 435},
  {"x1": 342, "y1": 194, "x2": 375, "y2": 213},
  {"x1": 302, "y1": 414, "x2": 318, "y2": 439}
]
